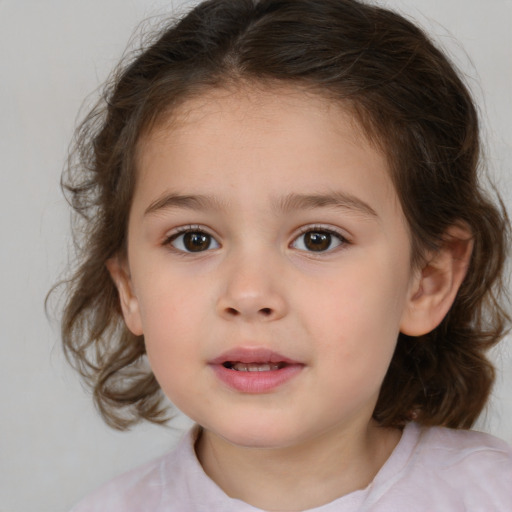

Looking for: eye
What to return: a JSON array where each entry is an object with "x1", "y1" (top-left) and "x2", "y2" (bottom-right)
[
  {"x1": 167, "y1": 229, "x2": 220, "y2": 253},
  {"x1": 291, "y1": 228, "x2": 346, "y2": 253}
]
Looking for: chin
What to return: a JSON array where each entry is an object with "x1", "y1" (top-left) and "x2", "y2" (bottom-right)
[{"x1": 207, "y1": 418, "x2": 310, "y2": 450}]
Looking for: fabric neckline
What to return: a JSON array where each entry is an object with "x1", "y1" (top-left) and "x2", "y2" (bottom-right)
[{"x1": 162, "y1": 422, "x2": 420, "y2": 511}]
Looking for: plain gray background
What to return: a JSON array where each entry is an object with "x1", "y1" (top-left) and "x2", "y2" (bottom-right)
[{"x1": 1, "y1": 1, "x2": 511, "y2": 511}]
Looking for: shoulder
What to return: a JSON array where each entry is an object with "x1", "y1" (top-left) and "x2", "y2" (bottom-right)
[
  {"x1": 416, "y1": 424, "x2": 512, "y2": 472},
  {"x1": 69, "y1": 429, "x2": 197, "y2": 512},
  {"x1": 69, "y1": 452, "x2": 169, "y2": 512},
  {"x1": 403, "y1": 424, "x2": 512, "y2": 509},
  {"x1": 369, "y1": 423, "x2": 512, "y2": 511}
]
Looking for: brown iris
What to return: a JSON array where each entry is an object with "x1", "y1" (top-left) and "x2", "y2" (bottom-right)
[
  {"x1": 303, "y1": 231, "x2": 332, "y2": 251},
  {"x1": 183, "y1": 232, "x2": 212, "y2": 252}
]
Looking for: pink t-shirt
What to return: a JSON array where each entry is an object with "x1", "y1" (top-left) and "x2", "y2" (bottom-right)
[{"x1": 71, "y1": 422, "x2": 512, "y2": 511}]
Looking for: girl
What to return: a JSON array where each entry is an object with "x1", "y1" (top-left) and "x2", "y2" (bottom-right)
[{"x1": 61, "y1": 0, "x2": 512, "y2": 510}]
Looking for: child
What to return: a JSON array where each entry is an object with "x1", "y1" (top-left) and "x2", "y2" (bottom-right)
[{"x1": 61, "y1": 0, "x2": 512, "y2": 510}]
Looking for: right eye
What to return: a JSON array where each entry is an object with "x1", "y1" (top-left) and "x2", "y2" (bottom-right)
[
  {"x1": 167, "y1": 229, "x2": 220, "y2": 253},
  {"x1": 291, "y1": 228, "x2": 346, "y2": 253}
]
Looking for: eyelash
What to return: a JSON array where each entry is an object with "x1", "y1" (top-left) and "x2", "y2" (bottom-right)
[
  {"x1": 291, "y1": 226, "x2": 349, "y2": 253},
  {"x1": 163, "y1": 225, "x2": 350, "y2": 254},
  {"x1": 163, "y1": 225, "x2": 220, "y2": 254}
]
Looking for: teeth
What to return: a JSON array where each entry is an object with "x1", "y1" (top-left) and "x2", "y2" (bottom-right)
[{"x1": 230, "y1": 362, "x2": 281, "y2": 372}]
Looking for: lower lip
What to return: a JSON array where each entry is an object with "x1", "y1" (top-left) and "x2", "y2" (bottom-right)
[{"x1": 210, "y1": 364, "x2": 303, "y2": 393}]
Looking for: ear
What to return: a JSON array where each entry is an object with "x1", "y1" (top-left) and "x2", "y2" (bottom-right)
[
  {"x1": 106, "y1": 256, "x2": 143, "y2": 336},
  {"x1": 400, "y1": 224, "x2": 473, "y2": 336}
]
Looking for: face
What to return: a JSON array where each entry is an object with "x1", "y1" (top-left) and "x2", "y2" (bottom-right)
[{"x1": 114, "y1": 87, "x2": 422, "y2": 450}]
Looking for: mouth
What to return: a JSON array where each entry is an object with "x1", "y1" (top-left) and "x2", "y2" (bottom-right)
[
  {"x1": 222, "y1": 361, "x2": 287, "y2": 372},
  {"x1": 210, "y1": 348, "x2": 303, "y2": 393},
  {"x1": 211, "y1": 347, "x2": 299, "y2": 369}
]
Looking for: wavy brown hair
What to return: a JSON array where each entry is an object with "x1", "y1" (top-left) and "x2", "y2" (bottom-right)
[{"x1": 58, "y1": 0, "x2": 509, "y2": 429}]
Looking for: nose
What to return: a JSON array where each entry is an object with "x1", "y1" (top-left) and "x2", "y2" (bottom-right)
[{"x1": 216, "y1": 252, "x2": 288, "y2": 322}]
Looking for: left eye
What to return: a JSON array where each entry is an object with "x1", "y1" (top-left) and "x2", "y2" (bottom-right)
[
  {"x1": 168, "y1": 231, "x2": 220, "y2": 253},
  {"x1": 292, "y1": 229, "x2": 345, "y2": 252}
]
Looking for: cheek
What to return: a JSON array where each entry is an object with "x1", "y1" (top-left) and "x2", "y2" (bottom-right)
[
  {"x1": 134, "y1": 278, "x2": 205, "y2": 369},
  {"x1": 304, "y1": 259, "x2": 409, "y2": 369},
  {"x1": 308, "y1": 258, "x2": 408, "y2": 328},
  {"x1": 134, "y1": 263, "x2": 204, "y2": 329},
  {"x1": 141, "y1": 303, "x2": 201, "y2": 411}
]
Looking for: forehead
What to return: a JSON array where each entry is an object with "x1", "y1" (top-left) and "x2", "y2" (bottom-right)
[
  {"x1": 139, "y1": 84, "x2": 371, "y2": 158},
  {"x1": 134, "y1": 85, "x2": 402, "y2": 219}
]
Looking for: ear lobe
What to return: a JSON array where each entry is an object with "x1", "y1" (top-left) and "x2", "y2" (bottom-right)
[
  {"x1": 400, "y1": 225, "x2": 473, "y2": 337},
  {"x1": 106, "y1": 257, "x2": 143, "y2": 336}
]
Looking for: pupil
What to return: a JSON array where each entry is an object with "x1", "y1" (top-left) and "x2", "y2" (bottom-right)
[
  {"x1": 184, "y1": 232, "x2": 210, "y2": 252},
  {"x1": 305, "y1": 232, "x2": 330, "y2": 251}
]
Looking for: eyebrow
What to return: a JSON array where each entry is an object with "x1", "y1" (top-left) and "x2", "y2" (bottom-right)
[
  {"x1": 144, "y1": 191, "x2": 378, "y2": 218},
  {"x1": 276, "y1": 192, "x2": 378, "y2": 218},
  {"x1": 144, "y1": 193, "x2": 226, "y2": 216}
]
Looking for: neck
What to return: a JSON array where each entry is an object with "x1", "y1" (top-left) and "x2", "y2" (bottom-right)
[{"x1": 195, "y1": 420, "x2": 401, "y2": 511}]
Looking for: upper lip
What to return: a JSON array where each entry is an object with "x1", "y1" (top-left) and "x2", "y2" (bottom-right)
[{"x1": 210, "y1": 347, "x2": 301, "y2": 365}]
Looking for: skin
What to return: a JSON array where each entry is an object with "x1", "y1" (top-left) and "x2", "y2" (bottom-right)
[{"x1": 108, "y1": 86, "x2": 472, "y2": 510}]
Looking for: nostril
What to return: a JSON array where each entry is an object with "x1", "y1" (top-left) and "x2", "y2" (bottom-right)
[{"x1": 220, "y1": 305, "x2": 277, "y2": 318}]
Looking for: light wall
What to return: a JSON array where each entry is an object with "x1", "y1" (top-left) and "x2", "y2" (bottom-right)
[{"x1": 1, "y1": 1, "x2": 510, "y2": 511}]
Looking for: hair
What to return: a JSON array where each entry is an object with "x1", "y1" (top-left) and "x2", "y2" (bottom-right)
[{"x1": 59, "y1": 0, "x2": 509, "y2": 430}]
